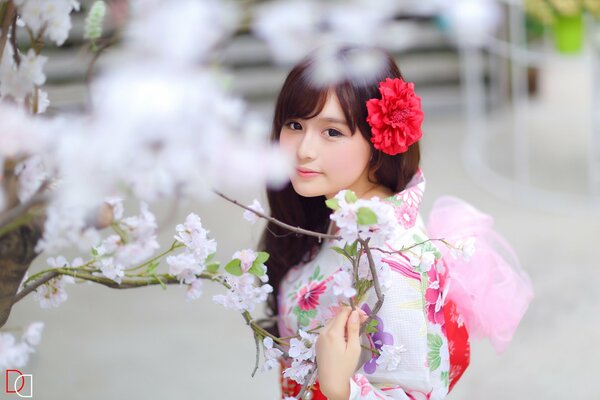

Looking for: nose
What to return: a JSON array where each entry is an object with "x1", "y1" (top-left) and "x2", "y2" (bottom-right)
[{"x1": 297, "y1": 128, "x2": 318, "y2": 161}]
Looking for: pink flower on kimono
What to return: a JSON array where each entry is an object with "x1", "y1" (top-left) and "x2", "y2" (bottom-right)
[
  {"x1": 395, "y1": 186, "x2": 423, "y2": 228},
  {"x1": 296, "y1": 280, "x2": 327, "y2": 311},
  {"x1": 424, "y1": 264, "x2": 447, "y2": 329},
  {"x1": 352, "y1": 374, "x2": 374, "y2": 396},
  {"x1": 406, "y1": 390, "x2": 432, "y2": 400}
]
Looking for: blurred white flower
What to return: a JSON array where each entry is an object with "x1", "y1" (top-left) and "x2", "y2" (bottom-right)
[
  {"x1": 0, "y1": 103, "x2": 46, "y2": 158},
  {"x1": 212, "y1": 273, "x2": 273, "y2": 313},
  {"x1": 332, "y1": 270, "x2": 357, "y2": 298},
  {"x1": 376, "y1": 343, "x2": 407, "y2": 371},
  {"x1": 235, "y1": 249, "x2": 256, "y2": 271},
  {"x1": 125, "y1": 0, "x2": 239, "y2": 64},
  {"x1": 440, "y1": 0, "x2": 501, "y2": 47},
  {"x1": 21, "y1": 322, "x2": 44, "y2": 346},
  {"x1": 13, "y1": 0, "x2": 79, "y2": 45},
  {"x1": 33, "y1": 275, "x2": 75, "y2": 308},
  {"x1": 330, "y1": 191, "x2": 397, "y2": 247},
  {"x1": 261, "y1": 336, "x2": 283, "y2": 372},
  {"x1": 283, "y1": 359, "x2": 313, "y2": 385},
  {"x1": 98, "y1": 257, "x2": 124, "y2": 284},
  {"x1": 0, "y1": 48, "x2": 47, "y2": 101},
  {"x1": 253, "y1": 0, "x2": 322, "y2": 64},
  {"x1": 0, "y1": 333, "x2": 31, "y2": 369},
  {"x1": 185, "y1": 278, "x2": 203, "y2": 301},
  {"x1": 174, "y1": 213, "x2": 217, "y2": 260},
  {"x1": 46, "y1": 256, "x2": 68, "y2": 269},
  {"x1": 15, "y1": 155, "x2": 47, "y2": 202},
  {"x1": 243, "y1": 199, "x2": 265, "y2": 225},
  {"x1": 450, "y1": 237, "x2": 476, "y2": 262},
  {"x1": 167, "y1": 252, "x2": 204, "y2": 284},
  {"x1": 288, "y1": 329, "x2": 317, "y2": 362}
]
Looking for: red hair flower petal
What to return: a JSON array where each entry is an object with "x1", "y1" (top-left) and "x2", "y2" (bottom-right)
[{"x1": 366, "y1": 77, "x2": 424, "y2": 155}]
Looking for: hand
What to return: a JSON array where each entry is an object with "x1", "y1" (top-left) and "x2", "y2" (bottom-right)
[{"x1": 316, "y1": 306, "x2": 368, "y2": 400}]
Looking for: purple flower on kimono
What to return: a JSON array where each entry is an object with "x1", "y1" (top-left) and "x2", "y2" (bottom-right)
[{"x1": 361, "y1": 304, "x2": 394, "y2": 374}]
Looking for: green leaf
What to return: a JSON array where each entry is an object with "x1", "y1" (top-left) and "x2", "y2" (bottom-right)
[
  {"x1": 206, "y1": 252, "x2": 216, "y2": 263},
  {"x1": 344, "y1": 240, "x2": 358, "y2": 257},
  {"x1": 427, "y1": 335, "x2": 442, "y2": 371},
  {"x1": 248, "y1": 252, "x2": 269, "y2": 277},
  {"x1": 427, "y1": 333, "x2": 443, "y2": 351},
  {"x1": 206, "y1": 262, "x2": 220, "y2": 274},
  {"x1": 311, "y1": 265, "x2": 321, "y2": 281},
  {"x1": 146, "y1": 260, "x2": 160, "y2": 274},
  {"x1": 357, "y1": 207, "x2": 378, "y2": 225},
  {"x1": 330, "y1": 246, "x2": 349, "y2": 258},
  {"x1": 325, "y1": 198, "x2": 340, "y2": 210},
  {"x1": 428, "y1": 351, "x2": 441, "y2": 372},
  {"x1": 248, "y1": 262, "x2": 265, "y2": 277},
  {"x1": 224, "y1": 259, "x2": 242, "y2": 276},
  {"x1": 91, "y1": 247, "x2": 98, "y2": 257},
  {"x1": 152, "y1": 273, "x2": 167, "y2": 290},
  {"x1": 365, "y1": 318, "x2": 379, "y2": 334},
  {"x1": 254, "y1": 251, "x2": 270, "y2": 265},
  {"x1": 345, "y1": 190, "x2": 358, "y2": 203},
  {"x1": 440, "y1": 371, "x2": 449, "y2": 387}
]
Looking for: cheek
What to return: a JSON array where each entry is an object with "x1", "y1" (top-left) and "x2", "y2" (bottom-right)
[
  {"x1": 278, "y1": 131, "x2": 297, "y2": 156},
  {"x1": 323, "y1": 142, "x2": 370, "y2": 179}
]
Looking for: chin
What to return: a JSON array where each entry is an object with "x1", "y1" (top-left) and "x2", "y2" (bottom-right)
[{"x1": 290, "y1": 181, "x2": 327, "y2": 198}]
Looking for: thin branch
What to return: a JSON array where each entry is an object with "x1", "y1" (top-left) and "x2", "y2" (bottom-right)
[
  {"x1": 10, "y1": 13, "x2": 19, "y2": 66},
  {"x1": 213, "y1": 189, "x2": 340, "y2": 242},
  {"x1": 0, "y1": 180, "x2": 51, "y2": 237},
  {"x1": 358, "y1": 238, "x2": 385, "y2": 336},
  {"x1": 0, "y1": 1, "x2": 16, "y2": 65},
  {"x1": 297, "y1": 367, "x2": 318, "y2": 400},
  {"x1": 370, "y1": 238, "x2": 455, "y2": 255},
  {"x1": 251, "y1": 331, "x2": 260, "y2": 377}
]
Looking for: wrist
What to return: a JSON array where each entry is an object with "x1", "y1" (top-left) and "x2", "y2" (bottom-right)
[{"x1": 321, "y1": 379, "x2": 350, "y2": 400}]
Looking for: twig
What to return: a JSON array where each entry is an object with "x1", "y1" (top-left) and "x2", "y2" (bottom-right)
[
  {"x1": 251, "y1": 331, "x2": 260, "y2": 377},
  {"x1": 0, "y1": 2, "x2": 16, "y2": 65},
  {"x1": 0, "y1": 180, "x2": 51, "y2": 238},
  {"x1": 357, "y1": 238, "x2": 385, "y2": 335},
  {"x1": 297, "y1": 367, "x2": 318, "y2": 400},
  {"x1": 213, "y1": 189, "x2": 340, "y2": 241}
]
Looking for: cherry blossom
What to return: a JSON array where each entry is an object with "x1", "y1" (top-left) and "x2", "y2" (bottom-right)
[
  {"x1": 288, "y1": 329, "x2": 317, "y2": 362},
  {"x1": 243, "y1": 199, "x2": 265, "y2": 225},
  {"x1": 167, "y1": 252, "x2": 204, "y2": 285},
  {"x1": 22, "y1": 322, "x2": 44, "y2": 346},
  {"x1": 329, "y1": 190, "x2": 397, "y2": 247},
  {"x1": 376, "y1": 343, "x2": 407, "y2": 371},
  {"x1": 332, "y1": 270, "x2": 357, "y2": 299},
  {"x1": 213, "y1": 274, "x2": 273, "y2": 313},
  {"x1": 260, "y1": 337, "x2": 283, "y2": 372},
  {"x1": 283, "y1": 359, "x2": 313, "y2": 385},
  {"x1": 184, "y1": 278, "x2": 203, "y2": 301},
  {"x1": 174, "y1": 213, "x2": 217, "y2": 260},
  {"x1": 33, "y1": 275, "x2": 75, "y2": 308},
  {"x1": 450, "y1": 237, "x2": 477, "y2": 262}
]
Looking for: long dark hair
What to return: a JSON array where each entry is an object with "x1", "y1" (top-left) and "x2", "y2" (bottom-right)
[{"x1": 257, "y1": 46, "x2": 421, "y2": 337}]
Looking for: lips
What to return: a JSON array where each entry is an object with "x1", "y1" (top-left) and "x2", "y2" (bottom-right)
[{"x1": 296, "y1": 167, "x2": 322, "y2": 178}]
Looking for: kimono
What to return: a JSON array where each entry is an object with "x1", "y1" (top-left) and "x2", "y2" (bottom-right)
[{"x1": 278, "y1": 168, "x2": 465, "y2": 400}]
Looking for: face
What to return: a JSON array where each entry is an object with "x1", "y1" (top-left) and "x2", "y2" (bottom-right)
[{"x1": 279, "y1": 91, "x2": 376, "y2": 199}]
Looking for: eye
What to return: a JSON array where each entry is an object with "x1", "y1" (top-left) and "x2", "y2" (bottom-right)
[
  {"x1": 324, "y1": 128, "x2": 344, "y2": 137},
  {"x1": 286, "y1": 121, "x2": 303, "y2": 130}
]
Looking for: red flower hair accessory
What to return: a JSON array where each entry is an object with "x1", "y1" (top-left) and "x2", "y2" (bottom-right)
[{"x1": 366, "y1": 77, "x2": 424, "y2": 155}]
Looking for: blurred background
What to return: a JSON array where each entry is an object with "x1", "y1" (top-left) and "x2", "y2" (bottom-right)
[{"x1": 4, "y1": 0, "x2": 600, "y2": 398}]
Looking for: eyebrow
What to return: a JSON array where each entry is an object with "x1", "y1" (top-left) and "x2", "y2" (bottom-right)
[{"x1": 316, "y1": 116, "x2": 348, "y2": 126}]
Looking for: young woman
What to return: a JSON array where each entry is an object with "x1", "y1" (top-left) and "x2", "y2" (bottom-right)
[{"x1": 258, "y1": 46, "x2": 532, "y2": 400}]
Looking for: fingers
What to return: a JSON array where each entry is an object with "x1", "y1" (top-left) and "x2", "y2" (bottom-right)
[
  {"x1": 346, "y1": 310, "x2": 361, "y2": 347},
  {"x1": 325, "y1": 306, "x2": 351, "y2": 335}
]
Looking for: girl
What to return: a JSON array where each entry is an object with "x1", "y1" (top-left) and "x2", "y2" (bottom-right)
[{"x1": 258, "y1": 46, "x2": 533, "y2": 400}]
